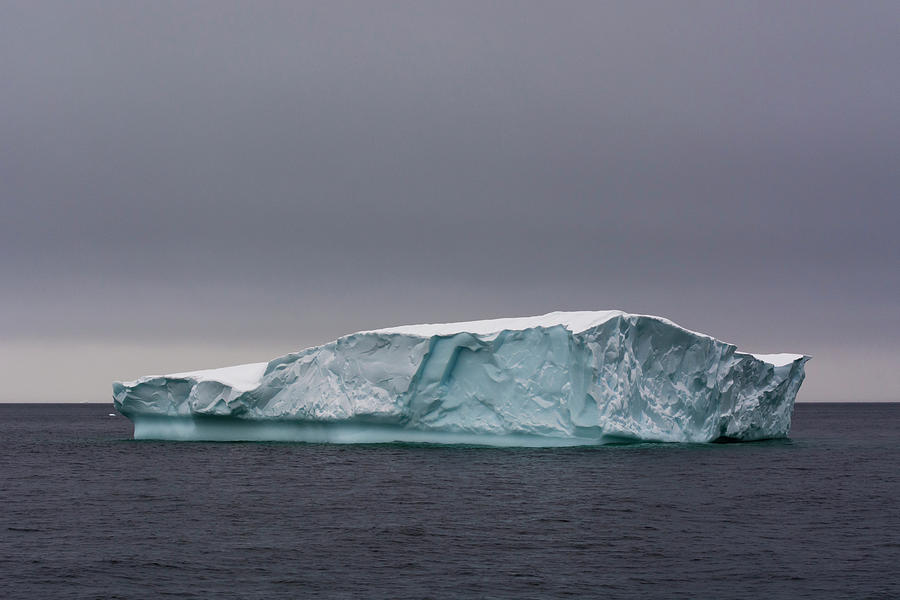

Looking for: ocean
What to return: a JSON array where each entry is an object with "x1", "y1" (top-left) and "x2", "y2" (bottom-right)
[{"x1": 1, "y1": 403, "x2": 898, "y2": 599}]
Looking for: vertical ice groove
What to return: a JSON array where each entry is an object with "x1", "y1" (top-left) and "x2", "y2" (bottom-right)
[{"x1": 113, "y1": 311, "x2": 809, "y2": 444}]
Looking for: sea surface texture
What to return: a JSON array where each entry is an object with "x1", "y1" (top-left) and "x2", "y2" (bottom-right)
[{"x1": 1, "y1": 403, "x2": 898, "y2": 599}]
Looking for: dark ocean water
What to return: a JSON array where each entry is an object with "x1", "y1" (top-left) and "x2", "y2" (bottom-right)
[{"x1": 1, "y1": 404, "x2": 898, "y2": 599}]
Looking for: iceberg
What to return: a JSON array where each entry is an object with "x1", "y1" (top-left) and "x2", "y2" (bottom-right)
[{"x1": 112, "y1": 311, "x2": 809, "y2": 445}]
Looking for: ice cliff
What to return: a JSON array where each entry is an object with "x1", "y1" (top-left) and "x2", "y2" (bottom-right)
[{"x1": 112, "y1": 311, "x2": 809, "y2": 445}]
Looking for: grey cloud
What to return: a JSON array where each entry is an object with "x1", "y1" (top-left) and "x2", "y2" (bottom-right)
[{"x1": 0, "y1": 1, "x2": 897, "y2": 401}]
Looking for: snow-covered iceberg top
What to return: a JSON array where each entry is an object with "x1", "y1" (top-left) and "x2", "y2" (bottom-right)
[{"x1": 114, "y1": 310, "x2": 809, "y2": 445}]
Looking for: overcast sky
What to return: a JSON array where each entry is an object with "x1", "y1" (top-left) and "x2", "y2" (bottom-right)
[{"x1": 1, "y1": 1, "x2": 898, "y2": 402}]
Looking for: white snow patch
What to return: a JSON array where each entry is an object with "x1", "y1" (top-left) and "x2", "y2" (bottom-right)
[
  {"x1": 365, "y1": 310, "x2": 626, "y2": 337},
  {"x1": 748, "y1": 353, "x2": 805, "y2": 367},
  {"x1": 123, "y1": 362, "x2": 268, "y2": 392}
]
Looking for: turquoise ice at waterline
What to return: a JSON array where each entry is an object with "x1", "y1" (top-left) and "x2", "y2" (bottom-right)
[{"x1": 113, "y1": 311, "x2": 809, "y2": 445}]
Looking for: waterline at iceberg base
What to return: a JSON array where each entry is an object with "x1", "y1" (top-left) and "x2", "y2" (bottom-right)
[{"x1": 113, "y1": 311, "x2": 809, "y2": 445}]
